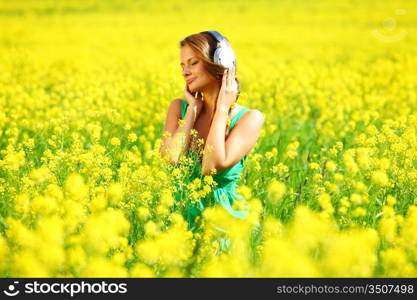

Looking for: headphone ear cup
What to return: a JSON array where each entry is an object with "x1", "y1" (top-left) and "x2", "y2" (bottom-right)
[
  {"x1": 209, "y1": 31, "x2": 236, "y2": 68},
  {"x1": 213, "y1": 47, "x2": 221, "y2": 65},
  {"x1": 216, "y1": 46, "x2": 235, "y2": 68}
]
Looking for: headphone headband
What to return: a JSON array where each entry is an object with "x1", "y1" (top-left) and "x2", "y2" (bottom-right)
[
  {"x1": 207, "y1": 30, "x2": 227, "y2": 46},
  {"x1": 206, "y1": 30, "x2": 236, "y2": 68}
]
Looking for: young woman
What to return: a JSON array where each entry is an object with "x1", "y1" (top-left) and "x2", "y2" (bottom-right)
[{"x1": 160, "y1": 31, "x2": 264, "y2": 233}]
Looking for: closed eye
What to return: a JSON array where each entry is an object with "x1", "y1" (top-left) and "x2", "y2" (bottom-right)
[{"x1": 181, "y1": 61, "x2": 198, "y2": 70}]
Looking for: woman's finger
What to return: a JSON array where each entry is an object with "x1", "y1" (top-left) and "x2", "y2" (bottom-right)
[
  {"x1": 226, "y1": 67, "x2": 232, "y2": 89},
  {"x1": 220, "y1": 69, "x2": 227, "y2": 92},
  {"x1": 231, "y1": 66, "x2": 237, "y2": 91}
]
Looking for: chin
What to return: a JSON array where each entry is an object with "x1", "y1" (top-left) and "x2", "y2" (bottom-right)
[{"x1": 188, "y1": 85, "x2": 198, "y2": 93}]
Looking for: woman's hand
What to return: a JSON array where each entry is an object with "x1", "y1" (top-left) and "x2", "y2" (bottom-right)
[
  {"x1": 216, "y1": 65, "x2": 238, "y2": 112},
  {"x1": 184, "y1": 83, "x2": 204, "y2": 117}
]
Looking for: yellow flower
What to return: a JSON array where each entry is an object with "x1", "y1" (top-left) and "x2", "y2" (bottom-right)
[
  {"x1": 79, "y1": 257, "x2": 127, "y2": 277},
  {"x1": 192, "y1": 178, "x2": 201, "y2": 189},
  {"x1": 355, "y1": 181, "x2": 367, "y2": 193},
  {"x1": 190, "y1": 190, "x2": 200, "y2": 202},
  {"x1": 340, "y1": 196, "x2": 350, "y2": 207},
  {"x1": 140, "y1": 191, "x2": 153, "y2": 204},
  {"x1": 67, "y1": 245, "x2": 87, "y2": 271},
  {"x1": 10, "y1": 251, "x2": 49, "y2": 277},
  {"x1": 352, "y1": 207, "x2": 366, "y2": 217},
  {"x1": 232, "y1": 199, "x2": 248, "y2": 211},
  {"x1": 386, "y1": 195, "x2": 396, "y2": 206},
  {"x1": 350, "y1": 193, "x2": 362, "y2": 205},
  {"x1": 107, "y1": 182, "x2": 124, "y2": 206},
  {"x1": 172, "y1": 168, "x2": 181, "y2": 178},
  {"x1": 265, "y1": 151, "x2": 274, "y2": 160},
  {"x1": 156, "y1": 204, "x2": 169, "y2": 216},
  {"x1": 178, "y1": 119, "x2": 185, "y2": 128},
  {"x1": 338, "y1": 206, "x2": 348, "y2": 214},
  {"x1": 128, "y1": 132, "x2": 137, "y2": 142},
  {"x1": 378, "y1": 158, "x2": 391, "y2": 170},
  {"x1": 335, "y1": 142, "x2": 343, "y2": 150},
  {"x1": 325, "y1": 160, "x2": 337, "y2": 172},
  {"x1": 1, "y1": 149, "x2": 26, "y2": 171},
  {"x1": 203, "y1": 184, "x2": 211, "y2": 194},
  {"x1": 273, "y1": 163, "x2": 289, "y2": 177},
  {"x1": 371, "y1": 170, "x2": 389, "y2": 187},
  {"x1": 64, "y1": 173, "x2": 89, "y2": 201},
  {"x1": 313, "y1": 173, "x2": 322, "y2": 182},
  {"x1": 334, "y1": 173, "x2": 344, "y2": 182},
  {"x1": 90, "y1": 194, "x2": 108, "y2": 212},
  {"x1": 329, "y1": 147, "x2": 338, "y2": 156},
  {"x1": 267, "y1": 179, "x2": 286, "y2": 205},
  {"x1": 309, "y1": 162, "x2": 320, "y2": 170},
  {"x1": 382, "y1": 206, "x2": 395, "y2": 218},
  {"x1": 317, "y1": 193, "x2": 334, "y2": 214},
  {"x1": 160, "y1": 189, "x2": 174, "y2": 207},
  {"x1": 380, "y1": 248, "x2": 415, "y2": 277},
  {"x1": 137, "y1": 206, "x2": 151, "y2": 220},
  {"x1": 236, "y1": 185, "x2": 252, "y2": 200},
  {"x1": 204, "y1": 175, "x2": 214, "y2": 185},
  {"x1": 110, "y1": 137, "x2": 121, "y2": 146},
  {"x1": 0, "y1": 236, "x2": 8, "y2": 265},
  {"x1": 378, "y1": 217, "x2": 397, "y2": 243},
  {"x1": 14, "y1": 193, "x2": 31, "y2": 215},
  {"x1": 29, "y1": 166, "x2": 52, "y2": 184},
  {"x1": 30, "y1": 195, "x2": 58, "y2": 215},
  {"x1": 162, "y1": 131, "x2": 172, "y2": 138},
  {"x1": 130, "y1": 263, "x2": 155, "y2": 278},
  {"x1": 135, "y1": 221, "x2": 194, "y2": 268}
]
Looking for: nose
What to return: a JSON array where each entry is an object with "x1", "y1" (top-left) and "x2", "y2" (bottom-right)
[{"x1": 182, "y1": 66, "x2": 191, "y2": 77}]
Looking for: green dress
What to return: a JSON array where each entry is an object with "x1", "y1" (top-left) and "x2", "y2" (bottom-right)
[{"x1": 174, "y1": 99, "x2": 251, "y2": 233}]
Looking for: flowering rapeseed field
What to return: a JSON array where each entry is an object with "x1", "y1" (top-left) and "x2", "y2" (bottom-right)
[{"x1": 0, "y1": 0, "x2": 417, "y2": 277}]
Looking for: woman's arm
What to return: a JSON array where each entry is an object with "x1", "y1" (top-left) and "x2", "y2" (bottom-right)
[
  {"x1": 201, "y1": 105, "x2": 229, "y2": 173},
  {"x1": 201, "y1": 66, "x2": 265, "y2": 175},
  {"x1": 201, "y1": 105, "x2": 264, "y2": 175},
  {"x1": 160, "y1": 99, "x2": 199, "y2": 165}
]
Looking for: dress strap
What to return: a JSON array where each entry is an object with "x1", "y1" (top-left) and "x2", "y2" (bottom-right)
[
  {"x1": 229, "y1": 108, "x2": 250, "y2": 131},
  {"x1": 180, "y1": 99, "x2": 249, "y2": 132},
  {"x1": 179, "y1": 99, "x2": 188, "y2": 120}
]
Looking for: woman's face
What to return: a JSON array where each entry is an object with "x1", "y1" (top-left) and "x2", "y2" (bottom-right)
[{"x1": 180, "y1": 44, "x2": 214, "y2": 93}]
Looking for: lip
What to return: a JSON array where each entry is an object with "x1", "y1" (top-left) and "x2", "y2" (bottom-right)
[{"x1": 186, "y1": 78, "x2": 196, "y2": 84}]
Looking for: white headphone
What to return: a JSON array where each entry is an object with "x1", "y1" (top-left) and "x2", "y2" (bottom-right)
[{"x1": 207, "y1": 31, "x2": 236, "y2": 69}]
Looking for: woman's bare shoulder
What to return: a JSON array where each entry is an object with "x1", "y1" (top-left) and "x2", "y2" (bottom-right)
[
  {"x1": 232, "y1": 103, "x2": 246, "y2": 113},
  {"x1": 232, "y1": 104, "x2": 251, "y2": 116},
  {"x1": 164, "y1": 98, "x2": 184, "y2": 122},
  {"x1": 172, "y1": 98, "x2": 184, "y2": 105},
  {"x1": 169, "y1": 98, "x2": 184, "y2": 110},
  {"x1": 235, "y1": 105, "x2": 264, "y2": 125}
]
